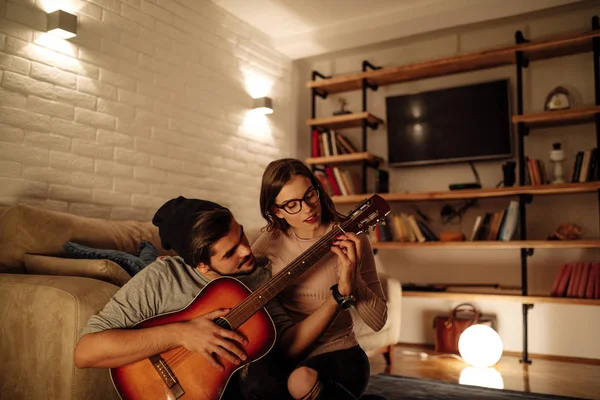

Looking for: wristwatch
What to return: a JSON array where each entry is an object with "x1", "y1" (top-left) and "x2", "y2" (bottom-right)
[{"x1": 330, "y1": 284, "x2": 356, "y2": 309}]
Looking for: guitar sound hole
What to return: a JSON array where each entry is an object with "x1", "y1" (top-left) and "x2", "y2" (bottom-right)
[{"x1": 213, "y1": 317, "x2": 231, "y2": 330}]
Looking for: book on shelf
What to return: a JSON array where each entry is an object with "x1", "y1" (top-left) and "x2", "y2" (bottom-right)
[
  {"x1": 525, "y1": 156, "x2": 548, "y2": 185},
  {"x1": 570, "y1": 148, "x2": 599, "y2": 183},
  {"x1": 311, "y1": 129, "x2": 359, "y2": 158},
  {"x1": 314, "y1": 167, "x2": 362, "y2": 196},
  {"x1": 551, "y1": 261, "x2": 600, "y2": 299},
  {"x1": 470, "y1": 200, "x2": 519, "y2": 241},
  {"x1": 369, "y1": 213, "x2": 439, "y2": 243}
]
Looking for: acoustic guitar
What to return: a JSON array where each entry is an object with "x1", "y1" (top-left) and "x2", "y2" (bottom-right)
[{"x1": 110, "y1": 194, "x2": 390, "y2": 400}]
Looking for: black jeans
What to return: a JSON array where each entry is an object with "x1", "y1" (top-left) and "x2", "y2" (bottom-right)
[{"x1": 238, "y1": 345, "x2": 370, "y2": 400}]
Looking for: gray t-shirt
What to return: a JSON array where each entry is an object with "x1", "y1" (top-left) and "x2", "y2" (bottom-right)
[{"x1": 81, "y1": 256, "x2": 294, "y2": 340}]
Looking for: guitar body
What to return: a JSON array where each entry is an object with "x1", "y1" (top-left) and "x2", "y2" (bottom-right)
[{"x1": 110, "y1": 277, "x2": 276, "y2": 400}]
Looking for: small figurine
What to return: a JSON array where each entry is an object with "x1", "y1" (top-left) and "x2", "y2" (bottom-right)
[
  {"x1": 549, "y1": 142, "x2": 566, "y2": 184},
  {"x1": 333, "y1": 97, "x2": 352, "y2": 116},
  {"x1": 548, "y1": 222, "x2": 582, "y2": 240}
]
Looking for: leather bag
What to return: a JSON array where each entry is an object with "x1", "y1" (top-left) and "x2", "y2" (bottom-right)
[{"x1": 433, "y1": 303, "x2": 494, "y2": 354}]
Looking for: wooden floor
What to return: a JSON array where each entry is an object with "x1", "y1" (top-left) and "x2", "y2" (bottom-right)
[{"x1": 369, "y1": 344, "x2": 600, "y2": 399}]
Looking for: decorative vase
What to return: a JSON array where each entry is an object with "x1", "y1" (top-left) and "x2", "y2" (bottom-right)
[{"x1": 549, "y1": 142, "x2": 566, "y2": 184}]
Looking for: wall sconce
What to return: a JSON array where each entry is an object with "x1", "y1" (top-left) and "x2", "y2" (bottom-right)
[
  {"x1": 46, "y1": 10, "x2": 77, "y2": 39},
  {"x1": 252, "y1": 97, "x2": 273, "y2": 114}
]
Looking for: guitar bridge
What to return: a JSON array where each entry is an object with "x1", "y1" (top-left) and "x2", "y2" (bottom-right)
[{"x1": 150, "y1": 354, "x2": 185, "y2": 398}]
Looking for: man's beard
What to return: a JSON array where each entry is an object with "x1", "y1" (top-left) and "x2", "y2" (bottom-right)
[{"x1": 211, "y1": 254, "x2": 256, "y2": 277}]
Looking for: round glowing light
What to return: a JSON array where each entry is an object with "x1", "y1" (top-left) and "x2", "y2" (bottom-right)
[{"x1": 458, "y1": 324, "x2": 503, "y2": 368}]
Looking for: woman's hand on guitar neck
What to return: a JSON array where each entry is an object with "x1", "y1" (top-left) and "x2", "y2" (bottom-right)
[
  {"x1": 177, "y1": 308, "x2": 249, "y2": 371},
  {"x1": 331, "y1": 233, "x2": 362, "y2": 296}
]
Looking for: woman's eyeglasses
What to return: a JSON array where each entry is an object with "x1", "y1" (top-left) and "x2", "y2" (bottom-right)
[{"x1": 275, "y1": 187, "x2": 320, "y2": 215}]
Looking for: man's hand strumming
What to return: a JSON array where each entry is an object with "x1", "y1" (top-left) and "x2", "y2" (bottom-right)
[{"x1": 177, "y1": 308, "x2": 248, "y2": 371}]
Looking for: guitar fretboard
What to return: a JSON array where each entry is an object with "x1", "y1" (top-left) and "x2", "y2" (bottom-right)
[{"x1": 226, "y1": 221, "x2": 351, "y2": 330}]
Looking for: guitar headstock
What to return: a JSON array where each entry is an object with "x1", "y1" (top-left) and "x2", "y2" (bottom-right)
[{"x1": 342, "y1": 194, "x2": 391, "y2": 235}]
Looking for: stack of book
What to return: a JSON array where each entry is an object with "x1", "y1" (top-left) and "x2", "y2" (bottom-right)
[
  {"x1": 311, "y1": 129, "x2": 364, "y2": 195},
  {"x1": 311, "y1": 129, "x2": 358, "y2": 157},
  {"x1": 525, "y1": 148, "x2": 599, "y2": 185},
  {"x1": 369, "y1": 213, "x2": 439, "y2": 243},
  {"x1": 525, "y1": 156, "x2": 548, "y2": 185},
  {"x1": 551, "y1": 262, "x2": 600, "y2": 299},
  {"x1": 570, "y1": 148, "x2": 599, "y2": 182},
  {"x1": 314, "y1": 168, "x2": 361, "y2": 196},
  {"x1": 469, "y1": 200, "x2": 519, "y2": 241}
]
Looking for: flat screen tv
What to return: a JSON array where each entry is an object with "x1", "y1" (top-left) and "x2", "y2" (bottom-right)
[{"x1": 385, "y1": 79, "x2": 513, "y2": 167}]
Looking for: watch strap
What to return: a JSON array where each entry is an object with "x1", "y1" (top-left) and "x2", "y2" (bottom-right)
[{"x1": 330, "y1": 284, "x2": 356, "y2": 309}]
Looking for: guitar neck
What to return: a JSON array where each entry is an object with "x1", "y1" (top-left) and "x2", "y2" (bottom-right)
[{"x1": 226, "y1": 223, "x2": 348, "y2": 330}]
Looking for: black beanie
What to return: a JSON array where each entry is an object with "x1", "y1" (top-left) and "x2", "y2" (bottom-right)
[{"x1": 152, "y1": 196, "x2": 225, "y2": 266}]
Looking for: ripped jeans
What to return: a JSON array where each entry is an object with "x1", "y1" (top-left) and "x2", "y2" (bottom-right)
[{"x1": 238, "y1": 345, "x2": 370, "y2": 400}]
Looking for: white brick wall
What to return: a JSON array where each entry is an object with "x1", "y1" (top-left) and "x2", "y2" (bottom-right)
[{"x1": 0, "y1": 0, "x2": 293, "y2": 226}]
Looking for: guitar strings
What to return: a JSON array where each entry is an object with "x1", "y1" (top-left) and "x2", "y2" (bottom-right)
[
  {"x1": 163, "y1": 347, "x2": 187, "y2": 366},
  {"x1": 226, "y1": 218, "x2": 356, "y2": 328},
  {"x1": 228, "y1": 229, "x2": 337, "y2": 324},
  {"x1": 228, "y1": 219, "x2": 353, "y2": 324}
]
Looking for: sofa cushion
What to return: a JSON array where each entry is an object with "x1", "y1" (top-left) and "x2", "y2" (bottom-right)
[
  {"x1": 0, "y1": 204, "x2": 170, "y2": 273},
  {"x1": 24, "y1": 254, "x2": 131, "y2": 287},
  {"x1": 0, "y1": 274, "x2": 120, "y2": 400}
]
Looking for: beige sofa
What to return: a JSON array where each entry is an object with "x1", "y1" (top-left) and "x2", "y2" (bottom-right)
[{"x1": 0, "y1": 204, "x2": 402, "y2": 400}]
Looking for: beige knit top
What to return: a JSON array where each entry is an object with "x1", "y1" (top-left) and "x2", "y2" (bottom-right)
[{"x1": 251, "y1": 223, "x2": 388, "y2": 359}]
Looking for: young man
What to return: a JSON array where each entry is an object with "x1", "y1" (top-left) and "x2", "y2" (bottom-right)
[{"x1": 73, "y1": 196, "x2": 294, "y2": 398}]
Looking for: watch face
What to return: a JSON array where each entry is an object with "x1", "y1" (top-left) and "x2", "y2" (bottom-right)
[
  {"x1": 341, "y1": 294, "x2": 356, "y2": 309},
  {"x1": 548, "y1": 93, "x2": 570, "y2": 110},
  {"x1": 545, "y1": 87, "x2": 571, "y2": 111}
]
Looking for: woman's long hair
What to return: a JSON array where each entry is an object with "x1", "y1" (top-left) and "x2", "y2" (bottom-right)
[{"x1": 259, "y1": 158, "x2": 343, "y2": 235}]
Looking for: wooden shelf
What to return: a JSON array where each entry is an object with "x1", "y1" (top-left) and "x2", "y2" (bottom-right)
[
  {"x1": 332, "y1": 181, "x2": 600, "y2": 204},
  {"x1": 307, "y1": 29, "x2": 600, "y2": 94},
  {"x1": 360, "y1": 48, "x2": 515, "y2": 89},
  {"x1": 306, "y1": 112, "x2": 383, "y2": 130},
  {"x1": 403, "y1": 291, "x2": 600, "y2": 306},
  {"x1": 371, "y1": 240, "x2": 600, "y2": 250},
  {"x1": 518, "y1": 29, "x2": 600, "y2": 61},
  {"x1": 512, "y1": 105, "x2": 600, "y2": 128},
  {"x1": 306, "y1": 48, "x2": 513, "y2": 94},
  {"x1": 307, "y1": 72, "x2": 365, "y2": 94},
  {"x1": 305, "y1": 152, "x2": 384, "y2": 167}
]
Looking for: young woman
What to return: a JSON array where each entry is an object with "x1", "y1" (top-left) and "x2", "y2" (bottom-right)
[{"x1": 243, "y1": 158, "x2": 388, "y2": 400}]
